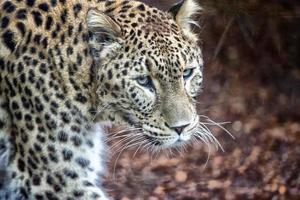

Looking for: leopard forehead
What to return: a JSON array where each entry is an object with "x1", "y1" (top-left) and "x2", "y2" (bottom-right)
[
  {"x1": 121, "y1": 4, "x2": 199, "y2": 47},
  {"x1": 103, "y1": 1, "x2": 176, "y2": 33},
  {"x1": 98, "y1": 1, "x2": 202, "y2": 79}
]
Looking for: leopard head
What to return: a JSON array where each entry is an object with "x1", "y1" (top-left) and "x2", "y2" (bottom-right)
[{"x1": 87, "y1": 0, "x2": 205, "y2": 148}]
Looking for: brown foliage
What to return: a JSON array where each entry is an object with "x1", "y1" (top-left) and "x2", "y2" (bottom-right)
[{"x1": 104, "y1": 1, "x2": 300, "y2": 199}]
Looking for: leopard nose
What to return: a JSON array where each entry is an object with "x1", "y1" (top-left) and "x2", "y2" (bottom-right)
[{"x1": 167, "y1": 123, "x2": 190, "y2": 135}]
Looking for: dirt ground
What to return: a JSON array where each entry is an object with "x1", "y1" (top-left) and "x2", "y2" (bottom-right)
[{"x1": 103, "y1": 1, "x2": 300, "y2": 199}]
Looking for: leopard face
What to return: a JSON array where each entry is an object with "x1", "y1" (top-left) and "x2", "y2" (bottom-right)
[{"x1": 88, "y1": 0, "x2": 203, "y2": 148}]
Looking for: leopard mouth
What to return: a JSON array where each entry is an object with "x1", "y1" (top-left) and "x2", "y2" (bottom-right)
[{"x1": 142, "y1": 132, "x2": 192, "y2": 149}]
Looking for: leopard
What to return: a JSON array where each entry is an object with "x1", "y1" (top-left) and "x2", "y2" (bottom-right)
[{"x1": 0, "y1": 0, "x2": 210, "y2": 199}]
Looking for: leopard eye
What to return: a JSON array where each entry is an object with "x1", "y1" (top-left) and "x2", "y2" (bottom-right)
[
  {"x1": 136, "y1": 76, "x2": 153, "y2": 88},
  {"x1": 183, "y1": 68, "x2": 194, "y2": 80}
]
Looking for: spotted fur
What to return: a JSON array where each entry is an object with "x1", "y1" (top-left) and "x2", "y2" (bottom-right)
[{"x1": 0, "y1": 0, "x2": 203, "y2": 199}]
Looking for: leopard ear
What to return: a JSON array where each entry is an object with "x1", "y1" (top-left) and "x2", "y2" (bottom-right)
[
  {"x1": 169, "y1": 0, "x2": 201, "y2": 41},
  {"x1": 87, "y1": 9, "x2": 122, "y2": 61}
]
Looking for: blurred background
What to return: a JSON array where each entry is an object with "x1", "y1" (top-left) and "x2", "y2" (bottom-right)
[{"x1": 103, "y1": 0, "x2": 300, "y2": 199}]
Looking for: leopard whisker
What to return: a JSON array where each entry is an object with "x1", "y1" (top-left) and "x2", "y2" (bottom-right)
[
  {"x1": 196, "y1": 124, "x2": 225, "y2": 152},
  {"x1": 197, "y1": 124, "x2": 217, "y2": 146},
  {"x1": 194, "y1": 133, "x2": 210, "y2": 147},
  {"x1": 174, "y1": 146, "x2": 183, "y2": 157},
  {"x1": 198, "y1": 115, "x2": 235, "y2": 139},
  {"x1": 200, "y1": 121, "x2": 231, "y2": 125},
  {"x1": 132, "y1": 139, "x2": 147, "y2": 158},
  {"x1": 113, "y1": 135, "x2": 144, "y2": 152},
  {"x1": 109, "y1": 127, "x2": 142, "y2": 136},
  {"x1": 112, "y1": 136, "x2": 144, "y2": 180},
  {"x1": 195, "y1": 127, "x2": 211, "y2": 145},
  {"x1": 181, "y1": 142, "x2": 188, "y2": 153},
  {"x1": 192, "y1": 135, "x2": 211, "y2": 168},
  {"x1": 109, "y1": 134, "x2": 135, "y2": 151},
  {"x1": 105, "y1": 130, "x2": 142, "y2": 142},
  {"x1": 109, "y1": 134, "x2": 144, "y2": 154}
]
